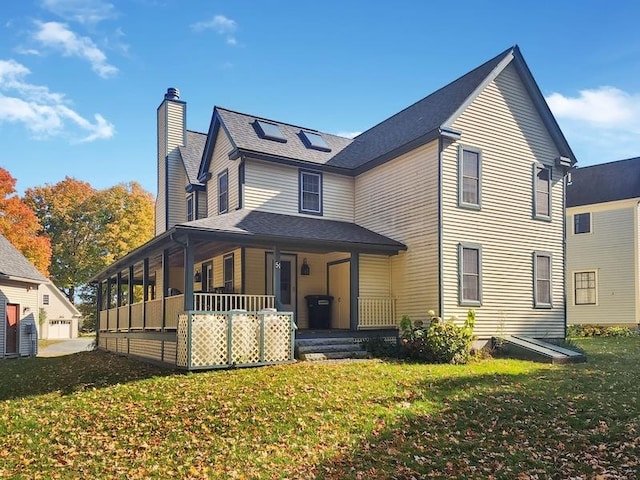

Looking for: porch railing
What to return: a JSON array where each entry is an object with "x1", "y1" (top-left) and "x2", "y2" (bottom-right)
[
  {"x1": 194, "y1": 293, "x2": 275, "y2": 312},
  {"x1": 164, "y1": 294, "x2": 184, "y2": 329},
  {"x1": 358, "y1": 296, "x2": 397, "y2": 328},
  {"x1": 145, "y1": 298, "x2": 163, "y2": 329},
  {"x1": 130, "y1": 302, "x2": 144, "y2": 329},
  {"x1": 99, "y1": 310, "x2": 108, "y2": 331}
]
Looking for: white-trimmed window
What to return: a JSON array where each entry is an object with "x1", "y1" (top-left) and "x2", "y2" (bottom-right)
[
  {"x1": 459, "y1": 243, "x2": 482, "y2": 306},
  {"x1": 534, "y1": 165, "x2": 551, "y2": 219},
  {"x1": 459, "y1": 146, "x2": 481, "y2": 208},
  {"x1": 223, "y1": 254, "x2": 234, "y2": 293},
  {"x1": 218, "y1": 170, "x2": 229, "y2": 214},
  {"x1": 534, "y1": 252, "x2": 552, "y2": 308},
  {"x1": 574, "y1": 271, "x2": 597, "y2": 305},
  {"x1": 299, "y1": 170, "x2": 322, "y2": 215},
  {"x1": 574, "y1": 213, "x2": 591, "y2": 234}
]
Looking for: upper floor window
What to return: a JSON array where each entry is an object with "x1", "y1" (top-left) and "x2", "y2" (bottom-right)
[
  {"x1": 534, "y1": 252, "x2": 552, "y2": 308},
  {"x1": 459, "y1": 243, "x2": 482, "y2": 306},
  {"x1": 186, "y1": 194, "x2": 194, "y2": 222},
  {"x1": 574, "y1": 271, "x2": 597, "y2": 305},
  {"x1": 223, "y1": 254, "x2": 234, "y2": 293},
  {"x1": 459, "y1": 147, "x2": 481, "y2": 209},
  {"x1": 574, "y1": 212, "x2": 591, "y2": 234},
  {"x1": 42, "y1": 294, "x2": 50, "y2": 305},
  {"x1": 534, "y1": 165, "x2": 551, "y2": 219},
  {"x1": 299, "y1": 170, "x2": 322, "y2": 215},
  {"x1": 218, "y1": 170, "x2": 229, "y2": 214}
]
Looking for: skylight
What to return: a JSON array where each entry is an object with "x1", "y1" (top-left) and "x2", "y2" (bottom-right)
[
  {"x1": 301, "y1": 131, "x2": 331, "y2": 152},
  {"x1": 254, "y1": 120, "x2": 287, "y2": 142}
]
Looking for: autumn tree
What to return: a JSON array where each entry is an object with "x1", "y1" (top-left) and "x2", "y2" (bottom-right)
[
  {"x1": 0, "y1": 168, "x2": 51, "y2": 275},
  {"x1": 25, "y1": 178, "x2": 154, "y2": 307}
]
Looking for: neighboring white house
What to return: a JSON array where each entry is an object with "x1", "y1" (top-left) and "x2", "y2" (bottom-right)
[
  {"x1": 566, "y1": 157, "x2": 640, "y2": 328},
  {"x1": 91, "y1": 45, "x2": 577, "y2": 367},
  {"x1": 38, "y1": 283, "x2": 81, "y2": 339},
  {"x1": 0, "y1": 233, "x2": 46, "y2": 358}
]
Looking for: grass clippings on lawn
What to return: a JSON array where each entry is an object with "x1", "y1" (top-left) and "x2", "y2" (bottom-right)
[{"x1": 0, "y1": 337, "x2": 638, "y2": 479}]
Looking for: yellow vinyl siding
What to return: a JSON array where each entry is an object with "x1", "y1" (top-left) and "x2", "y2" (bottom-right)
[
  {"x1": 165, "y1": 101, "x2": 186, "y2": 230},
  {"x1": 355, "y1": 141, "x2": 439, "y2": 323},
  {"x1": 359, "y1": 254, "x2": 391, "y2": 296},
  {"x1": 442, "y1": 62, "x2": 565, "y2": 338},
  {"x1": 244, "y1": 159, "x2": 354, "y2": 221},
  {"x1": 566, "y1": 202, "x2": 638, "y2": 326},
  {"x1": 206, "y1": 129, "x2": 238, "y2": 216}
]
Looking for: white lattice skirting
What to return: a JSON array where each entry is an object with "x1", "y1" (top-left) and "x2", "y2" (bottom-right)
[{"x1": 177, "y1": 310, "x2": 295, "y2": 369}]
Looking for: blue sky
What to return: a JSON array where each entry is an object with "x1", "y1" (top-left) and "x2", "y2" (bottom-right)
[{"x1": 1, "y1": 0, "x2": 639, "y2": 195}]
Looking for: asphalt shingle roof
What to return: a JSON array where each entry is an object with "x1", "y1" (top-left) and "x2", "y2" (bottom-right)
[
  {"x1": 327, "y1": 47, "x2": 514, "y2": 170},
  {"x1": 178, "y1": 209, "x2": 405, "y2": 251},
  {"x1": 567, "y1": 157, "x2": 640, "y2": 207},
  {"x1": 0, "y1": 233, "x2": 48, "y2": 283},
  {"x1": 216, "y1": 108, "x2": 353, "y2": 166},
  {"x1": 179, "y1": 130, "x2": 207, "y2": 185}
]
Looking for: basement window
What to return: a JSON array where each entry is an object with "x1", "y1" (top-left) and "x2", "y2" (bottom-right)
[
  {"x1": 300, "y1": 131, "x2": 331, "y2": 152},
  {"x1": 254, "y1": 120, "x2": 286, "y2": 142}
]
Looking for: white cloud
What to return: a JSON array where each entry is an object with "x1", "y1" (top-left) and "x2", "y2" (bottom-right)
[
  {"x1": 546, "y1": 86, "x2": 640, "y2": 165},
  {"x1": 40, "y1": 0, "x2": 117, "y2": 25},
  {"x1": 33, "y1": 21, "x2": 118, "y2": 78},
  {"x1": 0, "y1": 58, "x2": 115, "y2": 142},
  {"x1": 191, "y1": 15, "x2": 238, "y2": 46},
  {"x1": 335, "y1": 131, "x2": 362, "y2": 139}
]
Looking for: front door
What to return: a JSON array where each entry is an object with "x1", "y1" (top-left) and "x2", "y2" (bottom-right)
[
  {"x1": 5, "y1": 304, "x2": 19, "y2": 354},
  {"x1": 266, "y1": 253, "x2": 297, "y2": 312},
  {"x1": 328, "y1": 261, "x2": 351, "y2": 329}
]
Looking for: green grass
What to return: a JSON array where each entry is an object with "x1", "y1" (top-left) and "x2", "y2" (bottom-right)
[{"x1": 1, "y1": 338, "x2": 638, "y2": 479}]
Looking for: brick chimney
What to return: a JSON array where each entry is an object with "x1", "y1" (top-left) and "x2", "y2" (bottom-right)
[{"x1": 156, "y1": 87, "x2": 187, "y2": 235}]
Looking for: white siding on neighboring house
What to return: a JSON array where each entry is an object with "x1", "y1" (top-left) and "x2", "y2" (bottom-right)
[
  {"x1": 0, "y1": 280, "x2": 40, "y2": 357},
  {"x1": 355, "y1": 141, "x2": 439, "y2": 323},
  {"x1": 206, "y1": 129, "x2": 239, "y2": 216},
  {"x1": 244, "y1": 159, "x2": 355, "y2": 221},
  {"x1": 566, "y1": 200, "x2": 639, "y2": 326},
  {"x1": 442, "y1": 62, "x2": 565, "y2": 338},
  {"x1": 39, "y1": 283, "x2": 80, "y2": 339}
]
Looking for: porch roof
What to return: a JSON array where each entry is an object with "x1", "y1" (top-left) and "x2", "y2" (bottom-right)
[{"x1": 91, "y1": 210, "x2": 406, "y2": 282}]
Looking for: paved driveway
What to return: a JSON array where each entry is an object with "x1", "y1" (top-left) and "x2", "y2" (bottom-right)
[{"x1": 38, "y1": 337, "x2": 96, "y2": 357}]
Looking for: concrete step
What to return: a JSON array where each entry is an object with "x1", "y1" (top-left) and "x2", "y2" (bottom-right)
[
  {"x1": 295, "y1": 337, "x2": 358, "y2": 347},
  {"x1": 299, "y1": 350, "x2": 369, "y2": 361},
  {"x1": 297, "y1": 343, "x2": 363, "y2": 354}
]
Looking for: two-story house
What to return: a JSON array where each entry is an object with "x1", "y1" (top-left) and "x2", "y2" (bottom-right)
[
  {"x1": 566, "y1": 157, "x2": 640, "y2": 328},
  {"x1": 92, "y1": 45, "x2": 576, "y2": 367}
]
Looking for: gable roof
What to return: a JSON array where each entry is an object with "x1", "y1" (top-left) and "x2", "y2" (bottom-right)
[
  {"x1": 198, "y1": 108, "x2": 354, "y2": 179},
  {"x1": 179, "y1": 130, "x2": 207, "y2": 186},
  {"x1": 328, "y1": 45, "x2": 576, "y2": 172},
  {"x1": 41, "y1": 282, "x2": 82, "y2": 316},
  {"x1": 567, "y1": 157, "x2": 640, "y2": 207},
  {"x1": 0, "y1": 234, "x2": 48, "y2": 284}
]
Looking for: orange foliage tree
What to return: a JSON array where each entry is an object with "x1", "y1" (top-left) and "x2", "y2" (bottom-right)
[
  {"x1": 25, "y1": 178, "x2": 154, "y2": 306},
  {"x1": 0, "y1": 168, "x2": 51, "y2": 276}
]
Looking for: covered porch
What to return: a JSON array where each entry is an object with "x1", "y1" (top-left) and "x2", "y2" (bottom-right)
[{"x1": 92, "y1": 210, "x2": 406, "y2": 367}]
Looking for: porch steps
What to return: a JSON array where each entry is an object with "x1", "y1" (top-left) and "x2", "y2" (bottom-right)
[{"x1": 295, "y1": 337, "x2": 369, "y2": 361}]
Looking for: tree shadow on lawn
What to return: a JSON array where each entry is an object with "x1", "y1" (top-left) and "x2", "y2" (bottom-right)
[
  {"x1": 315, "y1": 352, "x2": 639, "y2": 479},
  {"x1": 0, "y1": 349, "x2": 177, "y2": 401}
]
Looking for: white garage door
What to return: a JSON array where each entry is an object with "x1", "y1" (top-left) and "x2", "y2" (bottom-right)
[{"x1": 49, "y1": 320, "x2": 71, "y2": 339}]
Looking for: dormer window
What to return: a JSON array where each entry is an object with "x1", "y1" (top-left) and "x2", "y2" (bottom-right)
[
  {"x1": 301, "y1": 131, "x2": 331, "y2": 152},
  {"x1": 254, "y1": 120, "x2": 286, "y2": 142}
]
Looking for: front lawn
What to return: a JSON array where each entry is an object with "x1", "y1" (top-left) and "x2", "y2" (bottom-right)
[{"x1": 1, "y1": 338, "x2": 638, "y2": 479}]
